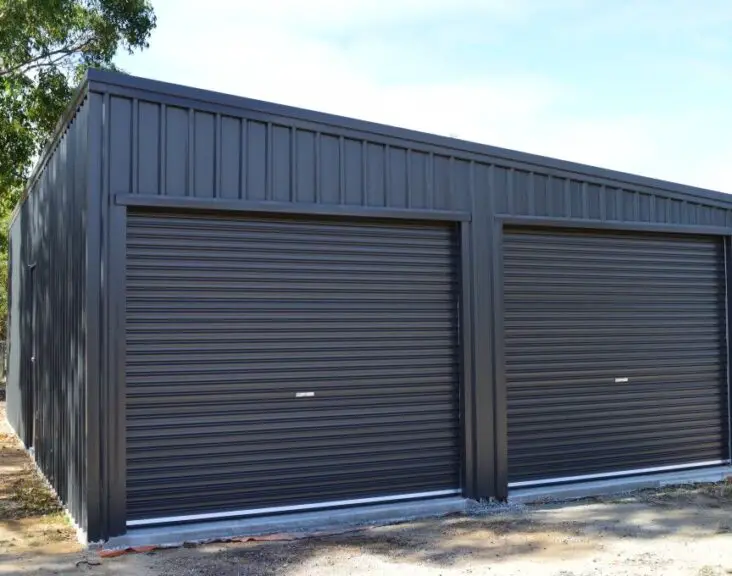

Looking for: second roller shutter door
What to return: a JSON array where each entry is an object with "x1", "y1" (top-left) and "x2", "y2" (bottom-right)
[
  {"x1": 504, "y1": 228, "x2": 729, "y2": 485},
  {"x1": 125, "y1": 211, "x2": 461, "y2": 522}
]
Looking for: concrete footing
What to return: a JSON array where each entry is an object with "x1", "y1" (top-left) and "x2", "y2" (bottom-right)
[
  {"x1": 509, "y1": 465, "x2": 732, "y2": 504},
  {"x1": 105, "y1": 466, "x2": 732, "y2": 549},
  {"x1": 105, "y1": 496, "x2": 468, "y2": 550}
]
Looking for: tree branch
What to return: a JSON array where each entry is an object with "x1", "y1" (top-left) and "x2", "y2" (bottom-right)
[{"x1": 0, "y1": 38, "x2": 95, "y2": 77}]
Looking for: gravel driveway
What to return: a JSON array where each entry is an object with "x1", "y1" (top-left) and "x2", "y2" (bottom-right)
[
  {"x1": 3, "y1": 397, "x2": 732, "y2": 575},
  {"x1": 5, "y1": 484, "x2": 732, "y2": 576}
]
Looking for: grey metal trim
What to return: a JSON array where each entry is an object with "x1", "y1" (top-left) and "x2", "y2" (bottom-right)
[
  {"x1": 496, "y1": 215, "x2": 732, "y2": 236},
  {"x1": 85, "y1": 69, "x2": 732, "y2": 210},
  {"x1": 492, "y1": 219, "x2": 507, "y2": 499},
  {"x1": 471, "y1": 163, "x2": 496, "y2": 499},
  {"x1": 459, "y1": 222, "x2": 475, "y2": 497},
  {"x1": 84, "y1": 92, "x2": 103, "y2": 541},
  {"x1": 126, "y1": 489, "x2": 462, "y2": 527},
  {"x1": 508, "y1": 460, "x2": 729, "y2": 488},
  {"x1": 114, "y1": 194, "x2": 471, "y2": 221},
  {"x1": 106, "y1": 203, "x2": 127, "y2": 535}
]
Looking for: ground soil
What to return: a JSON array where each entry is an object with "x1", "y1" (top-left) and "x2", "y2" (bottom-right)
[
  {"x1": 2, "y1": 396, "x2": 732, "y2": 575},
  {"x1": 0, "y1": 396, "x2": 82, "y2": 568}
]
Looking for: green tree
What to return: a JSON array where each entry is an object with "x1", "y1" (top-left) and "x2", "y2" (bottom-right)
[{"x1": 0, "y1": 0, "x2": 156, "y2": 340}]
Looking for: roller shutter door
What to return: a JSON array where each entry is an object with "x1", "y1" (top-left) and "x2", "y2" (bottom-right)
[
  {"x1": 126, "y1": 211, "x2": 460, "y2": 523},
  {"x1": 504, "y1": 227, "x2": 729, "y2": 485}
]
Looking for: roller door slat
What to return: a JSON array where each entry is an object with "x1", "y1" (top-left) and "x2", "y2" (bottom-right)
[
  {"x1": 126, "y1": 211, "x2": 460, "y2": 522},
  {"x1": 504, "y1": 227, "x2": 729, "y2": 484}
]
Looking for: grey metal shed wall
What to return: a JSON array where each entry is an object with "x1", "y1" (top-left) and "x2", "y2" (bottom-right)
[
  {"x1": 91, "y1": 70, "x2": 732, "y2": 228},
  {"x1": 4, "y1": 96, "x2": 91, "y2": 534},
  {"x1": 78, "y1": 70, "x2": 732, "y2": 538},
  {"x1": 104, "y1": 96, "x2": 472, "y2": 212},
  {"x1": 492, "y1": 167, "x2": 732, "y2": 227}
]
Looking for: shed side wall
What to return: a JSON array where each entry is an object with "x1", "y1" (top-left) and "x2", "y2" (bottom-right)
[{"x1": 5, "y1": 97, "x2": 90, "y2": 534}]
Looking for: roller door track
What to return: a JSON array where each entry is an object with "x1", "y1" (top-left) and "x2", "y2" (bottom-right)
[
  {"x1": 125, "y1": 211, "x2": 461, "y2": 525},
  {"x1": 504, "y1": 227, "x2": 731, "y2": 486}
]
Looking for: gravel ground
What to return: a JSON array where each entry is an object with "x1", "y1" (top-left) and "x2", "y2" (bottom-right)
[{"x1": 2, "y1": 398, "x2": 732, "y2": 575}]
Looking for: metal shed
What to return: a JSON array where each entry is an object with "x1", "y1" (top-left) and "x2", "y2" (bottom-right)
[{"x1": 5, "y1": 69, "x2": 732, "y2": 543}]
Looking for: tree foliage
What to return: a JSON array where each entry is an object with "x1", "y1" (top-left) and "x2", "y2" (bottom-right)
[
  {"x1": 0, "y1": 0, "x2": 156, "y2": 339},
  {"x1": 1, "y1": 0, "x2": 156, "y2": 191}
]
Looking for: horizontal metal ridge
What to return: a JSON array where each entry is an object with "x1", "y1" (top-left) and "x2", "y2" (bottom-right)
[{"x1": 116, "y1": 193, "x2": 472, "y2": 221}]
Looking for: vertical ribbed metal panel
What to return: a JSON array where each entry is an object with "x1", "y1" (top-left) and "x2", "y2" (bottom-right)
[
  {"x1": 111, "y1": 93, "x2": 473, "y2": 213},
  {"x1": 504, "y1": 227, "x2": 729, "y2": 483},
  {"x1": 490, "y1": 166, "x2": 732, "y2": 228},
  {"x1": 5, "y1": 98, "x2": 89, "y2": 530},
  {"x1": 125, "y1": 211, "x2": 460, "y2": 521}
]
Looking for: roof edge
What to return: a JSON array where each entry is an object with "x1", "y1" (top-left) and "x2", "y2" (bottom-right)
[{"x1": 86, "y1": 69, "x2": 732, "y2": 208}]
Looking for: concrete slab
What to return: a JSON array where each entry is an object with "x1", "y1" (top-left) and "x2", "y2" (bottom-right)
[
  {"x1": 509, "y1": 465, "x2": 732, "y2": 505},
  {"x1": 105, "y1": 496, "x2": 468, "y2": 550}
]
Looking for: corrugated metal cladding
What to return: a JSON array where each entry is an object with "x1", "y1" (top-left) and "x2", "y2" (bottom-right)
[
  {"x1": 106, "y1": 86, "x2": 732, "y2": 230},
  {"x1": 4, "y1": 98, "x2": 90, "y2": 530},
  {"x1": 108, "y1": 95, "x2": 471, "y2": 212},
  {"x1": 125, "y1": 210, "x2": 460, "y2": 521},
  {"x1": 492, "y1": 167, "x2": 732, "y2": 227},
  {"x1": 503, "y1": 227, "x2": 730, "y2": 484}
]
